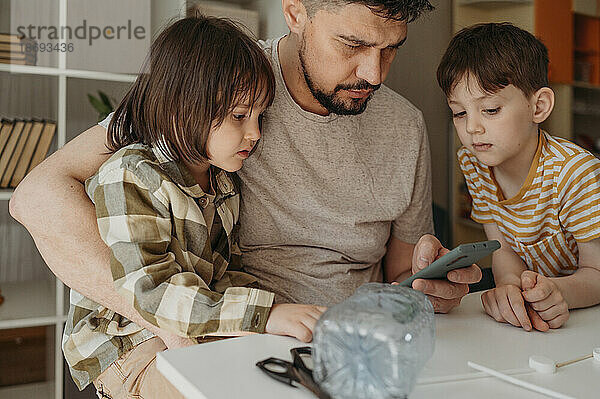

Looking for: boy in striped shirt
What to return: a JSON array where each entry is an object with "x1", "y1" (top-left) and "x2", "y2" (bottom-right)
[{"x1": 437, "y1": 23, "x2": 600, "y2": 332}]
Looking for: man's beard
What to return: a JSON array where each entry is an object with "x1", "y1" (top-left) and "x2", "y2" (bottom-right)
[{"x1": 299, "y1": 37, "x2": 380, "y2": 116}]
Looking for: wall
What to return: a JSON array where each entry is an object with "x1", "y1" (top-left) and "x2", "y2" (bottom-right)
[{"x1": 385, "y1": 0, "x2": 452, "y2": 212}]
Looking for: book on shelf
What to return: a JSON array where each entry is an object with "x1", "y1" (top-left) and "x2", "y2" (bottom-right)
[
  {"x1": 0, "y1": 119, "x2": 57, "y2": 188},
  {"x1": 0, "y1": 42, "x2": 25, "y2": 52},
  {"x1": 0, "y1": 120, "x2": 26, "y2": 184},
  {"x1": 0, "y1": 33, "x2": 37, "y2": 66},
  {"x1": 0, "y1": 33, "x2": 24, "y2": 43},
  {"x1": 10, "y1": 121, "x2": 45, "y2": 187},
  {"x1": 27, "y1": 121, "x2": 56, "y2": 175},
  {"x1": 1, "y1": 120, "x2": 33, "y2": 187},
  {"x1": 0, "y1": 120, "x2": 14, "y2": 157}
]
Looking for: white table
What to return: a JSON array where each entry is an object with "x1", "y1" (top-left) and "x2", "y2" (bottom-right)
[{"x1": 157, "y1": 293, "x2": 600, "y2": 399}]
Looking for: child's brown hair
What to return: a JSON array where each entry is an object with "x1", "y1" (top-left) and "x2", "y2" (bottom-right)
[
  {"x1": 437, "y1": 22, "x2": 549, "y2": 98},
  {"x1": 107, "y1": 14, "x2": 276, "y2": 163}
]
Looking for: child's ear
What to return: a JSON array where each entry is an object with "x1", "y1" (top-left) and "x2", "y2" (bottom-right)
[
  {"x1": 281, "y1": 0, "x2": 308, "y2": 35},
  {"x1": 531, "y1": 87, "x2": 555, "y2": 124}
]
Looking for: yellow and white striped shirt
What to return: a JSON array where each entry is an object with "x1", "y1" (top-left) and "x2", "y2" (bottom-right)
[{"x1": 458, "y1": 131, "x2": 600, "y2": 277}]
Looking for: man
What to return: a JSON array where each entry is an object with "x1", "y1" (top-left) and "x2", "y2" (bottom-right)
[{"x1": 10, "y1": 0, "x2": 480, "y2": 340}]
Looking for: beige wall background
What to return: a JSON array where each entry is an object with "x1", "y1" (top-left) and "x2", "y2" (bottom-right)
[{"x1": 386, "y1": 1, "x2": 452, "y2": 211}]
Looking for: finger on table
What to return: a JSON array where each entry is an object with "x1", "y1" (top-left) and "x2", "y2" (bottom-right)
[
  {"x1": 527, "y1": 291, "x2": 561, "y2": 313},
  {"x1": 537, "y1": 302, "x2": 568, "y2": 322},
  {"x1": 506, "y1": 289, "x2": 531, "y2": 331},
  {"x1": 481, "y1": 290, "x2": 505, "y2": 322},
  {"x1": 546, "y1": 312, "x2": 569, "y2": 329},
  {"x1": 526, "y1": 303, "x2": 549, "y2": 332},
  {"x1": 496, "y1": 291, "x2": 522, "y2": 327}
]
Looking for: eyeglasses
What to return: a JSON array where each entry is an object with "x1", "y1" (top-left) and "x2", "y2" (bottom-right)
[{"x1": 256, "y1": 346, "x2": 332, "y2": 399}]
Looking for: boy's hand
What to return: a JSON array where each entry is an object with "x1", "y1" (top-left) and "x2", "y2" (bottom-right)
[
  {"x1": 521, "y1": 271, "x2": 569, "y2": 329},
  {"x1": 481, "y1": 284, "x2": 533, "y2": 331},
  {"x1": 265, "y1": 304, "x2": 327, "y2": 343}
]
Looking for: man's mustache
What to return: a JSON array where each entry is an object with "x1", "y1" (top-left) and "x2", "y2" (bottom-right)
[{"x1": 335, "y1": 80, "x2": 381, "y2": 92}]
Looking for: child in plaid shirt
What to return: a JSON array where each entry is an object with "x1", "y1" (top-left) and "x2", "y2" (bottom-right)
[{"x1": 63, "y1": 15, "x2": 325, "y2": 398}]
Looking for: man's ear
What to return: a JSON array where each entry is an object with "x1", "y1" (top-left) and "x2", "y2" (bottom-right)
[
  {"x1": 281, "y1": 0, "x2": 308, "y2": 35},
  {"x1": 532, "y1": 87, "x2": 554, "y2": 124}
]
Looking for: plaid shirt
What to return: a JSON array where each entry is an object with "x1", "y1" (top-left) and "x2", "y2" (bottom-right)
[{"x1": 62, "y1": 143, "x2": 274, "y2": 390}]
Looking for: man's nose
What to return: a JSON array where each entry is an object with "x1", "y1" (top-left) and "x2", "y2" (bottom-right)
[{"x1": 355, "y1": 50, "x2": 383, "y2": 86}]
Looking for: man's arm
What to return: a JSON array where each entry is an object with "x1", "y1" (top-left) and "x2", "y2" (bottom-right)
[
  {"x1": 9, "y1": 125, "x2": 194, "y2": 347},
  {"x1": 383, "y1": 234, "x2": 481, "y2": 313}
]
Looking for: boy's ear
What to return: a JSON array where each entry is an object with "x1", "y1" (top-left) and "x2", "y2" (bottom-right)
[
  {"x1": 281, "y1": 0, "x2": 308, "y2": 35},
  {"x1": 531, "y1": 87, "x2": 555, "y2": 124}
]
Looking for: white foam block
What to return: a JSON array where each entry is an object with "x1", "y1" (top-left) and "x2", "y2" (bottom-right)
[{"x1": 529, "y1": 355, "x2": 556, "y2": 374}]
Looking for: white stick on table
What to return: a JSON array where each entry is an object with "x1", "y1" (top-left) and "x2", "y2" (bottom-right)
[{"x1": 467, "y1": 361, "x2": 575, "y2": 399}]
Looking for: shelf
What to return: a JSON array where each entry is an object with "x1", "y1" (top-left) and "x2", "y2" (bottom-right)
[
  {"x1": 0, "y1": 64, "x2": 137, "y2": 83},
  {"x1": 0, "y1": 280, "x2": 64, "y2": 330},
  {"x1": 0, "y1": 381, "x2": 54, "y2": 399},
  {"x1": 0, "y1": 190, "x2": 13, "y2": 201}
]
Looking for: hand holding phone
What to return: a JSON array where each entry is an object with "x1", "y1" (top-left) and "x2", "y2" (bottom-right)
[{"x1": 399, "y1": 240, "x2": 500, "y2": 287}]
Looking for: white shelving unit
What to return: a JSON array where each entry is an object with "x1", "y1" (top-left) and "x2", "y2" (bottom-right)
[
  {"x1": 1, "y1": 1, "x2": 284, "y2": 397},
  {"x1": 0, "y1": 1, "x2": 186, "y2": 398}
]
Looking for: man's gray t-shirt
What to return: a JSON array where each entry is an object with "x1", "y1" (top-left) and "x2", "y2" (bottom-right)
[{"x1": 237, "y1": 37, "x2": 433, "y2": 306}]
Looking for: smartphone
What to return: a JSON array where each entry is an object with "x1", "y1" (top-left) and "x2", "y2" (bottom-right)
[{"x1": 399, "y1": 240, "x2": 500, "y2": 287}]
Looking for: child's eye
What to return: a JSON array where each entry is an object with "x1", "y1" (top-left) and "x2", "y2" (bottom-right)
[
  {"x1": 484, "y1": 107, "x2": 500, "y2": 115},
  {"x1": 344, "y1": 42, "x2": 360, "y2": 49},
  {"x1": 452, "y1": 111, "x2": 466, "y2": 118}
]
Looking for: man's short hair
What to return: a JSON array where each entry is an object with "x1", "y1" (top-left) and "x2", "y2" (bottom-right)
[
  {"x1": 437, "y1": 22, "x2": 549, "y2": 98},
  {"x1": 302, "y1": 0, "x2": 434, "y2": 22}
]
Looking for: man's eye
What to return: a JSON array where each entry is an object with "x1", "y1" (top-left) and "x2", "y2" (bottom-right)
[
  {"x1": 233, "y1": 114, "x2": 246, "y2": 121},
  {"x1": 344, "y1": 43, "x2": 360, "y2": 49},
  {"x1": 485, "y1": 108, "x2": 500, "y2": 115},
  {"x1": 452, "y1": 111, "x2": 466, "y2": 118}
]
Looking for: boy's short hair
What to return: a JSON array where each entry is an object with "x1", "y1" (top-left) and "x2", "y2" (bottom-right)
[
  {"x1": 437, "y1": 22, "x2": 549, "y2": 98},
  {"x1": 302, "y1": 0, "x2": 434, "y2": 22}
]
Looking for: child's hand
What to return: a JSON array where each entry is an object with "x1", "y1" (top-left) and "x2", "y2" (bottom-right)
[
  {"x1": 481, "y1": 284, "x2": 533, "y2": 331},
  {"x1": 265, "y1": 304, "x2": 327, "y2": 343},
  {"x1": 521, "y1": 271, "x2": 569, "y2": 329}
]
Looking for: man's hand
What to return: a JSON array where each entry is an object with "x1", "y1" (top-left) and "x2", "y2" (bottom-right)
[
  {"x1": 521, "y1": 271, "x2": 569, "y2": 329},
  {"x1": 410, "y1": 234, "x2": 482, "y2": 313},
  {"x1": 480, "y1": 284, "x2": 548, "y2": 331},
  {"x1": 265, "y1": 304, "x2": 327, "y2": 343}
]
